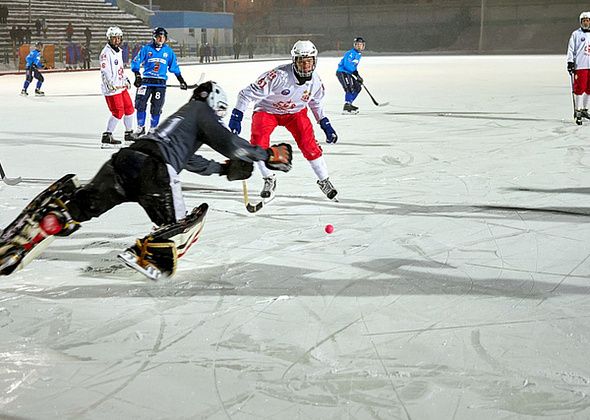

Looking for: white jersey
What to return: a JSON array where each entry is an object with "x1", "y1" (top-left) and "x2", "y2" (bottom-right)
[
  {"x1": 99, "y1": 43, "x2": 129, "y2": 96},
  {"x1": 567, "y1": 28, "x2": 590, "y2": 70},
  {"x1": 234, "y1": 63, "x2": 327, "y2": 122}
]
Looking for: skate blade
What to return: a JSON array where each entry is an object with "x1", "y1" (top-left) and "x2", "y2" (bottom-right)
[
  {"x1": 100, "y1": 143, "x2": 123, "y2": 149},
  {"x1": 342, "y1": 110, "x2": 359, "y2": 115},
  {"x1": 118, "y1": 251, "x2": 162, "y2": 281}
]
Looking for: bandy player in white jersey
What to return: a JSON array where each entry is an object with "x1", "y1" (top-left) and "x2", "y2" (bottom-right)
[
  {"x1": 228, "y1": 40, "x2": 339, "y2": 200},
  {"x1": 100, "y1": 26, "x2": 134, "y2": 147},
  {"x1": 567, "y1": 11, "x2": 590, "y2": 124}
]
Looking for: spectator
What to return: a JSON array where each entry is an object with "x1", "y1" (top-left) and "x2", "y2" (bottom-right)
[
  {"x1": 248, "y1": 41, "x2": 255, "y2": 59},
  {"x1": 81, "y1": 45, "x2": 91, "y2": 69},
  {"x1": 204, "y1": 43, "x2": 211, "y2": 63},
  {"x1": 121, "y1": 41, "x2": 129, "y2": 67},
  {"x1": 0, "y1": 5, "x2": 8, "y2": 24},
  {"x1": 212, "y1": 44, "x2": 218, "y2": 61},
  {"x1": 9, "y1": 25, "x2": 16, "y2": 47},
  {"x1": 199, "y1": 43, "x2": 205, "y2": 63},
  {"x1": 233, "y1": 41, "x2": 241, "y2": 59},
  {"x1": 24, "y1": 26, "x2": 32, "y2": 44},
  {"x1": 65, "y1": 22, "x2": 74, "y2": 42},
  {"x1": 16, "y1": 26, "x2": 24, "y2": 46},
  {"x1": 41, "y1": 18, "x2": 48, "y2": 38},
  {"x1": 84, "y1": 26, "x2": 92, "y2": 48},
  {"x1": 35, "y1": 19, "x2": 42, "y2": 36}
]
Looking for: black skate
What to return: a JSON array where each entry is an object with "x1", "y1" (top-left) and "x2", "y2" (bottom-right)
[
  {"x1": 0, "y1": 174, "x2": 81, "y2": 275},
  {"x1": 317, "y1": 177, "x2": 338, "y2": 201},
  {"x1": 118, "y1": 203, "x2": 208, "y2": 280},
  {"x1": 20, "y1": 89, "x2": 28, "y2": 97},
  {"x1": 575, "y1": 110, "x2": 583, "y2": 126},
  {"x1": 34, "y1": 89, "x2": 45, "y2": 97},
  {"x1": 343, "y1": 102, "x2": 359, "y2": 115},
  {"x1": 581, "y1": 109, "x2": 590, "y2": 120},
  {"x1": 101, "y1": 132, "x2": 122, "y2": 149},
  {"x1": 124, "y1": 130, "x2": 134, "y2": 144}
]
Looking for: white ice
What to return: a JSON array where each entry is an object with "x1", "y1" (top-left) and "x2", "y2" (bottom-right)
[{"x1": 1, "y1": 55, "x2": 590, "y2": 419}]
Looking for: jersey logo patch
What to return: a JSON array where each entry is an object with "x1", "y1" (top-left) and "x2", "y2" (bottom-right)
[
  {"x1": 114, "y1": 59, "x2": 118, "y2": 65},
  {"x1": 163, "y1": 53, "x2": 168, "y2": 58},
  {"x1": 281, "y1": 89, "x2": 290, "y2": 95}
]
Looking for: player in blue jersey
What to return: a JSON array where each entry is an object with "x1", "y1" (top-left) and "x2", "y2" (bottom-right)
[
  {"x1": 131, "y1": 27, "x2": 188, "y2": 137},
  {"x1": 336, "y1": 36, "x2": 365, "y2": 114},
  {"x1": 20, "y1": 41, "x2": 45, "y2": 97}
]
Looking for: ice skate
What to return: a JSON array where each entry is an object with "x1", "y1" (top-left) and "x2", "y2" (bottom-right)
[
  {"x1": 317, "y1": 177, "x2": 338, "y2": 200},
  {"x1": 132, "y1": 126, "x2": 145, "y2": 140},
  {"x1": 343, "y1": 102, "x2": 359, "y2": 115},
  {"x1": 101, "y1": 132, "x2": 122, "y2": 149},
  {"x1": 574, "y1": 110, "x2": 583, "y2": 126},
  {"x1": 124, "y1": 130, "x2": 134, "y2": 144},
  {"x1": 34, "y1": 89, "x2": 45, "y2": 96},
  {"x1": 260, "y1": 174, "x2": 276, "y2": 198},
  {"x1": 118, "y1": 203, "x2": 208, "y2": 280},
  {"x1": 20, "y1": 89, "x2": 28, "y2": 97},
  {"x1": 581, "y1": 109, "x2": 590, "y2": 120}
]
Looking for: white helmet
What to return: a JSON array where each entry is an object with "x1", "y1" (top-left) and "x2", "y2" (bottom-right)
[
  {"x1": 291, "y1": 40, "x2": 318, "y2": 78},
  {"x1": 106, "y1": 26, "x2": 123, "y2": 40},
  {"x1": 192, "y1": 81, "x2": 229, "y2": 117},
  {"x1": 580, "y1": 12, "x2": 590, "y2": 25}
]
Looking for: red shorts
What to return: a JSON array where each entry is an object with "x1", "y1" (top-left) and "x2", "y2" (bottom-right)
[
  {"x1": 574, "y1": 69, "x2": 590, "y2": 95},
  {"x1": 250, "y1": 108, "x2": 322, "y2": 161},
  {"x1": 105, "y1": 90, "x2": 134, "y2": 119}
]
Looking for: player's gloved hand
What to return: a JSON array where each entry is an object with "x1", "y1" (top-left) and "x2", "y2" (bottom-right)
[
  {"x1": 133, "y1": 72, "x2": 142, "y2": 88},
  {"x1": 220, "y1": 159, "x2": 254, "y2": 181},
  {"x1": 265, "y1": 143, "x2": 292, "y2": 172},
  {"x1": 105, "y1": 80, "x2": 115, "y2": 92},
  {"x1": 568, "y1": 62, "x2": 575, "y2": 75},
  {"x1": 353, "y1": 71, "x2": 363, "y2": 84},
  {"x1": 229, "y1": 108, "x2": 243, "y2": 134},
  {"x1": 319, "y1": 117, "x2": 338, "y2": 144},
  {"x1": 177, "y1": 75, "x2": 188, "y2": 90}
]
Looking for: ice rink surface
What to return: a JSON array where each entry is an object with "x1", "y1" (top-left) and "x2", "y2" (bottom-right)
[{"x1": 1, "y1": 55, "x2": 590, "y2": 419}]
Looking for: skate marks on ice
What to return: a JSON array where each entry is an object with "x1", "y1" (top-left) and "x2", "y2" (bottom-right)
[{"x1": 384, "y1": 110, "x2": 568, "y2": 124}]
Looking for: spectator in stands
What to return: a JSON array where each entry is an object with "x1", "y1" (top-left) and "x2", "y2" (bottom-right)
[
  {"x1": 0, "y1": 5, "x2": 8, "y2": 24},
  {"x1": 16, "y1": 26, "x2": 24, "y2": 46},
  {"x1": 35, "y1": 19, "x2": 42, "y2": 36},
  {"x1": 66, "y1": 22, "x2": 74, "y2": 42},
  {"x1": 9, "y1": 25, "x2": 16, "y2": 47},
  {"x1": 41, "y1": 18, "x2": 48, "y2": 38},
  {"x1": 24, "y1": 26, "x2": 32, "y2": 44},
  {"x1": 84, "y1": 26, "x2": 92, "y2": 48}
]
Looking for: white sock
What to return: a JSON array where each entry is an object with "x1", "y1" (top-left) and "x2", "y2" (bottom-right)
[
  {"x1": 123, "y1": 114, "x2": 134, "y2": 131},
  {"x1": 256, "y1": 161, "x2": 273, "y2": 178},
  {"x1": 309, "y1": 156, "x2": 329, "y2": 181},
  {"x1": 106, "y1": 115, "x2": 120, "y2": 133}
]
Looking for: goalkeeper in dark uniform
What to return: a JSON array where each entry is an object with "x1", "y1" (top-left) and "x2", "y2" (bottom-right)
[{"x1": 0, "y1": 81, "x2": 293, "y2": 278}]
